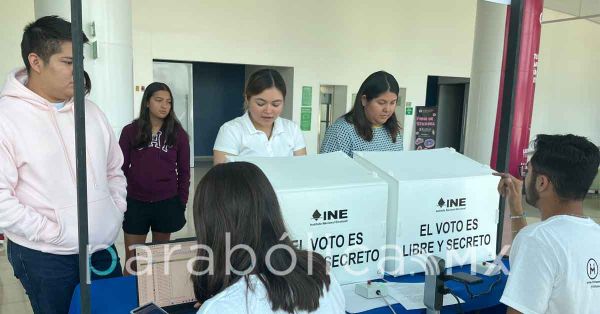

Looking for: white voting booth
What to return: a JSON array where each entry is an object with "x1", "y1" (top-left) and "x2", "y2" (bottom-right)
[
  {"x1": 230, "y1": 152, "x2": 388, "y2": 285},
  {"x1": 354, "y1": 148, "x2": 500, "y2": 276}
]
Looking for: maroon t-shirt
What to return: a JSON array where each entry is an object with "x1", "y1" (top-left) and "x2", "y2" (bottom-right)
[{"x1": 119, "y1": 121, "x2": 190, "y2": 205}]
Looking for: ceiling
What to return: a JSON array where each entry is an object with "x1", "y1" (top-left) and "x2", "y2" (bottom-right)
[{"x1": 544, "y1": 0, "x2": 600, "y2": 24}]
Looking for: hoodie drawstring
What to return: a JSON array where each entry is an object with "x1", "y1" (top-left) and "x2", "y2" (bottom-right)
[
  {"x1": 68, "y1": 110, "x2": 99, "y2": 189},
  {"x1": 48, "y1": 109, "x2": 99, "y2": 189},
  {"x1": 48, "y1": 110, "x2": 77, "y2": 186}
]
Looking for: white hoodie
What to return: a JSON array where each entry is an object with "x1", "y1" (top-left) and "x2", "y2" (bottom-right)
[{"x1": 0, "y1": 68, "x2": 127, "y2": 255}]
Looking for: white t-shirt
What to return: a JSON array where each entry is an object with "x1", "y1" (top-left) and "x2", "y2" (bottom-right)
[
  {"x1": 197, "y1": 274, "x2": 345, "y2": 314},
  {"x1": 500, "y1": 215, "x2": 600, "y2": 314},
  {"x1": 213, "y1": 112, "x2": 306, "y2": 158}
]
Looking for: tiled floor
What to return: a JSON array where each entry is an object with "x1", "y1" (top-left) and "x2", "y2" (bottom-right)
[{"x1": 1, "y1": 164, "x2": 599, "y2": 313}]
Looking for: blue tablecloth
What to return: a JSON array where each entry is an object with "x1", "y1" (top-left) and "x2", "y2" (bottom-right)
[
  {"x1": 69, "y1": 259, "x2": 509, "y2": 314},
  {"x1": 359, "y1": 259, "x2": 509, "y2": 314}
]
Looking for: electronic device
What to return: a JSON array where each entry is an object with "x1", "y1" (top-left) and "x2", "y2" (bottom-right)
[
  {"x1": 424, "y1": 255, "x2": 446, "y2": 313},
  {"x1": 355, "y1": 281, "x2": 388, "y2": 299},
  {"x1": 131, "y1": 302, "x2": 168, "y2": 314},
  {"x1": 474, "y1": 261, "x2": 502, "y2": 276},
  {"x1": 135, "y1": 238, "x2": 197, "y2": 314},
  {"x1": 445, "y1": 272, "x2": 483, "y2": 285},
  {"x1": 424, "y1": 255, "x2": 484, "y2": 314}
]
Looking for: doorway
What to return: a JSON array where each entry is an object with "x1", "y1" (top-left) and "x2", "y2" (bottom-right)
[
  {"x1": 153, "y1": 61, "x2": 195, "y2": 167},
  {"x1": 318, "y1": 85, "x2": 348, "y2": 148},
  {"x1": 425, "y1": 75, "x2": 470, "y2": 153}
]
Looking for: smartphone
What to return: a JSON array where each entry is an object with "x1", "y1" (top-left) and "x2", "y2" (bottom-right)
[
  {"x1": 130, "y1": 302, "x2": 168, "y2": 314},
  {"x1": 447, "y1": 272, "x2": 483, "y2": 284}
]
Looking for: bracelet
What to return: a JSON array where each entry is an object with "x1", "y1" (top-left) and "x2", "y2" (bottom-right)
[{"x1": 510, "y1": 214, "x2": 526, "y2": 219}]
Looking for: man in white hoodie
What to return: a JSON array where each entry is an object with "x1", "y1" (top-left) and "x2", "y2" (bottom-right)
[{"x1": 0, "y1": 16, "x2": 127, "y2": 313}]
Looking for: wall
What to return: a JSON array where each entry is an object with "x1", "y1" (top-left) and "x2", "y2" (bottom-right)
[
  {"x1": 530, "y1": 9, "x2": 600, "y2": 145},
  {"x1": 0, "y1": 0, "x2": 34, "y2": 88},
  {"x1": 130, "y1": 0, "x2": 478, "y2": 154},
  {"x1": 3, "y1": 1, "x2": 598, "y2": 154}
]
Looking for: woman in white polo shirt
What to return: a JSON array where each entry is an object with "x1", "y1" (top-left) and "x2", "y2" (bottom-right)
[{"x1": 213, "y1": 69, "x2": 306, "y2": 164}]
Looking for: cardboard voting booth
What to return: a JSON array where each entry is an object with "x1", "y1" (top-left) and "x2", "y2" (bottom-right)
[
  {"x1": 354, "y1": 148, "x2": 500, "y2": 276},
  {"x1": 230, "y1": 152, "x2": 388, "y2": 285}
]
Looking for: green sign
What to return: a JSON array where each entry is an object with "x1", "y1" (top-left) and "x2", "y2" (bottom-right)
[
  {"x1": 302, "y1": 86, "x2": 312, "y2": 107},
  {"x1": 300, "y1": 107, "x2": 311, "y2": 131},
  {"x1": 405, "y1": 107, "x2": 413, "y2": 115}
]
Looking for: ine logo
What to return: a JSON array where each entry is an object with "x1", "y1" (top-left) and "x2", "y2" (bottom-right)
[
  {"x1": 436, "y1": 197, "x2": 467, "y2": 212},
  {"x1": 312, "y1": 210, "x2": 322, "y2": 221},
  {"x1": 587, "y1": 258, "x2": 598, "y2": 280},
  {"x1": 310, "y1": 209, "x2": 349, "y2": 226},
  {"x1": 437, "y1": 198, "x2": 466, "y2": 208},
  {"x1": 437, "y1": 198, "x2": 445, "y2": 208}
]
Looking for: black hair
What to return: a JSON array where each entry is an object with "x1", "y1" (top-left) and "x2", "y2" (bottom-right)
[
  {"x1": 530, "y1": 134, "x2": 599, "y2": 201},
  {"x1": 244, "y1": 69, "x2": 286, "y2": 109},
  {"x1": 133, "y1": 82, "x2": 185, "y2": 148},
  {"x1": 21, "y1": 15, "x2": 89, "y2": 72},
  {"x1": 344, "y1": 71, "x2": 401, "y2": 142},
  {"x1": 191, "y1": 162, "x2": 331, "y2": 313},
  {"x1": 84, "y1": 70, "x2": 91, "y2": 95}
]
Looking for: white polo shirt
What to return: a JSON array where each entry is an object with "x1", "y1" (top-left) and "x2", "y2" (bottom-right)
[{"x1": 213, "y1": 112, "x2": 306, "y2": 158}]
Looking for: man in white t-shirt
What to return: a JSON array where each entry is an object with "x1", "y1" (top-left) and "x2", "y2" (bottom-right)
[{"x1": 495, "y1": 134, "x2": 600, "y2": 314}]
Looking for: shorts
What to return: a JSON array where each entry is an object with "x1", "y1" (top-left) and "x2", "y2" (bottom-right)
[{"x1": 122, "y1": 196, "x2": 186, "y2": 235}]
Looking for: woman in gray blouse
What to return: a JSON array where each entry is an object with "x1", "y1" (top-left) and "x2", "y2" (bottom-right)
[{"x1": 320, "y1": 71, "x2": 403, "y2": 157}]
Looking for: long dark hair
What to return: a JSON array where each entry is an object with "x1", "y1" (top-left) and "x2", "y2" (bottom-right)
[
  {"x1": 243, "y1": 69, "x2": 286, "y2": 110},
  {"x1": 191, "y1": 162, "x2": 331, "y2": 313},
  {"x1": 134, "y1": 82, "x2": 183, "y2": 148},
  {"x1": 345, "y1": 71, "x2": 401, "y2": 142}
]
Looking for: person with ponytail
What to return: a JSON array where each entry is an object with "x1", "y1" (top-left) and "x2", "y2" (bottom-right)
[{"x1": 191, "y1": 162, "x2": 344, "y2": 313}]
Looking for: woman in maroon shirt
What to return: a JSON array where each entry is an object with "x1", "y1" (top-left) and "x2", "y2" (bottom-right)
[{"x1": 119, "y1": 82, "x2": 190, "y2": 275}]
